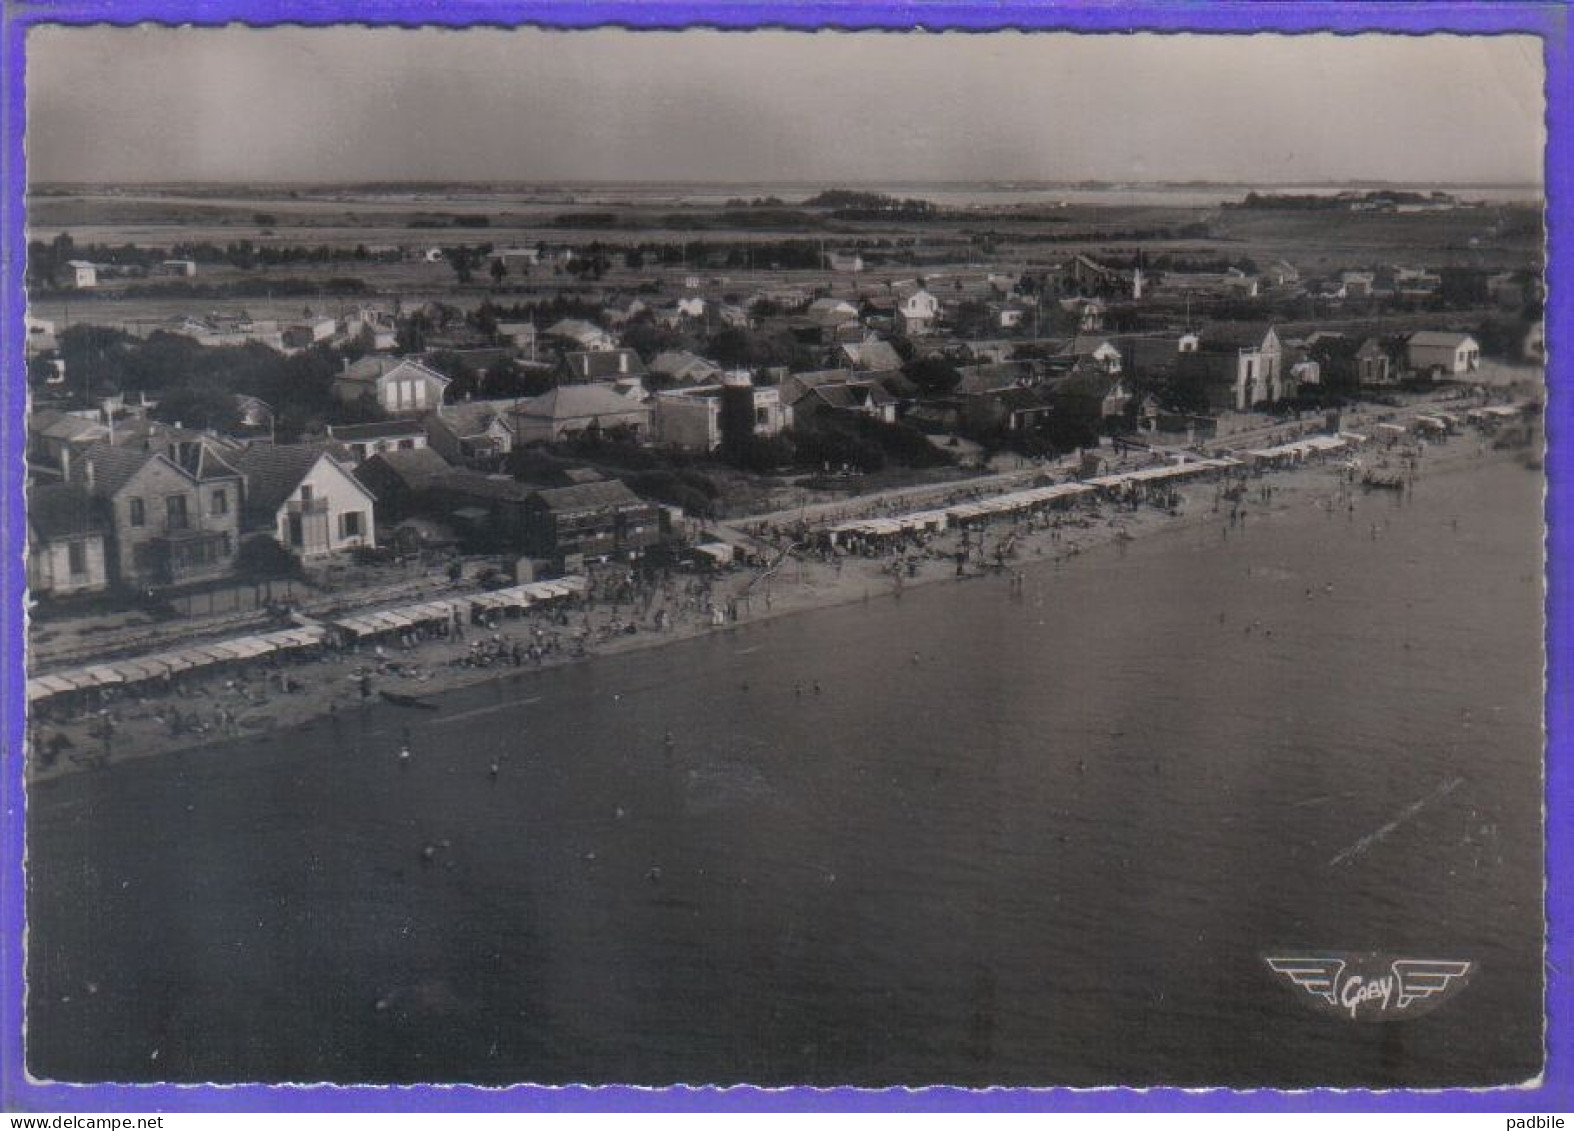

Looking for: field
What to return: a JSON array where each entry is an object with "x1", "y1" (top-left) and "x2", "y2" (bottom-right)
[{"x1": 24, "y1": 184, "x2": 1544, "y2": 336}]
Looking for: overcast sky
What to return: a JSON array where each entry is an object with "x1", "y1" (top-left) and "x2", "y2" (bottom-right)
[{"x1": 25, "y1": 26, "x2": 1545, "y2": 185}]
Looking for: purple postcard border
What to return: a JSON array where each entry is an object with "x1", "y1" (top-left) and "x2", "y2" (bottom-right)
[{"x1": 1, "y1": 0, "x2": 1568, "y2": 1114}]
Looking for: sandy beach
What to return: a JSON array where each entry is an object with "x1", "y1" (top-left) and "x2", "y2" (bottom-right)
[{"x1": 23, "y1": 394, "x2": 1532, "y2": 788}]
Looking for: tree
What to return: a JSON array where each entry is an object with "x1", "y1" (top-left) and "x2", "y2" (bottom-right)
[
  {"x1": 150, "y1": 385, "x2": 243, "y2": 432},
  {"x1": 489, "y1": 257, "x2": 508, "y2": 286},
  {"x1": 903, "y1": 356, "x2": 963, "y2": 396}
]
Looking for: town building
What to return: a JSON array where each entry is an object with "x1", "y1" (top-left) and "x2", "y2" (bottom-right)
[
  {"x1": 1176, "y1": 325, "x2": 1286, "y2": 412},
  {"x1": 1405, "y1": 331, "x2": 1481, "y2": 378},
  {"x1": 353, "y1": 447, "x2": 454, "y2": 526},
  {"x1": 73, "y1": 441, "x2": 243, "y2": 588},
  {"x1": 894, "y1": 288, "x2": 941, "y2": 337},
  {"x1": 652, "y1": 377, "x2": 791, "y2": 454},
  {"x1": 558, "y1": 348, "x2": 648, "y2": 384},
  {"x1": 331, "y1": 356, "x2": 452, "y2": 415},
  {"x1": 522, "y1": 478, "x2": 661, "y2": 565},
  {"x1": 544, "y1": 318, "x2": 615, "y2": 352},
  {"x1": 509, "y1": 384, "x2": 652, "y2": 445},
  {"x1": 27, "y1": 483, "x2": 110, "y2": 598},
  {"x1": 326, "y1": 419, "x2": 431, "y2": 465},
  {"x1": 234, "y1": 444, "x2": 377, "y2": 560},
  {"x1": 839, "y1": 339, "x2": 905, "y2": 371},
  {"x1": 28, "y1": 409, "x2": 112, "y2": 480},
  {"x1": 649, "y1": 350, "x2": 724, "y2": 386},
  {"x1": 425, "y1": 400, "x2": 519, "y2": 469}
]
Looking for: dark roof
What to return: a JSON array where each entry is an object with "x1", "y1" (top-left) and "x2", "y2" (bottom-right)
[
  {"x1": 955, "y1": 362, "x2": 1035, "y2": 396},
  {"x1": 356, "y1": 447, "x2": 453, "y2": 491},
  {"x1": 28, "y1": 483, "x2": 103, "y2": 541},
  {"x1": 807, "y1": 381, "x2": 896, "y2": 411},
  {"x1": 516, "y1": 384, "x2": 649, "y2": 422},
  {"x1": 432, "y1": 469, "x2": 532, "y2": 503},
  {"x1": 29, "y1": 409, "x2": 110, "y2": 444},
  {"x1": 533, "y1": 479, "x2": 646, "y2": 512},
  {"x1": 1050, "y1": 366, "x2": 1123, "y2": 399},
  {"x1": 873, "y1": 370, "x2": 920, "y2": 399},
  {"x1": 436, "y1": 400, "x2": 517, "y2": 438},
  {"x1": 559, "y1": 468, "x2": 606, "y2": 485},
  {"x1": 75, "y1": 445, "x2": 164, "y2": 498},
  {"x1": 328, "y1": 419, "x2": 428, "y2": 442},
  {"x1": 234, "y1": 444, "x2": 359, "y2": 515}
]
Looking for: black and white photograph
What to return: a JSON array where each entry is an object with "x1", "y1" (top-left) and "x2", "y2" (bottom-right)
[{"x1": 18, "y1": 24, "x2": 1549, "y2": 1091}]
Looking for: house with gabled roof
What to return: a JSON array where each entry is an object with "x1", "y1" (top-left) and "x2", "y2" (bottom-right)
[
  {"x1": 839, "y1": 338, "x2": 905, "y2": 372},
  {"x1": 545, "y1": 318, "x2": 615, "y2": 352},
  {"x1": 326, "y1": 419, "x2": 431, "y2": 465},
  {"x1": 353, "y1": 447, "x2": 454, "y2": 526},
  {"x1": 1176, "y1": 324, "x2": 1286, "y2": 411},
  {"x1": 27, "y1": 482, "x2": 110, "y2": 597},
  {"x1": 425, "y1": 400, "x2": 520, "y2": 469},
  {"x1": 523, "y1": 478, "x2": 661, "y2": 563},
  {"x1": 234, "y1": 443, "x2": 376, "y2": 559},
  {"x1": 72, "y1": 442, "x2": 242, "y2": 588},
  {"x1": 650, "y1": 350, "x2": 724, "y2": 386},
  {"x1": 788, "y1": 376, "x2": 898, "y2": 426},
  {"x1": 28, "y1": 408, "x2": 112, "y2": 479},
  {"x1": 509, "y1": 384, "x2": 652, "y2": 445},
  {"x1": 331, "y1": 355, "x2": 451, "y2": 415},
  {"x1": 894, "y1": 288, "x2": 940, "y2": 337},
  {"x1": 558, "y1": 348, "x2": 647, "y2": 384},
  {"x1": 1405, "y1": 331, "x2": 1480, "y2": 378}
]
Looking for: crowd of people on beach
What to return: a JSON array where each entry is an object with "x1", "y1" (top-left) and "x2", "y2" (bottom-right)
[{"x1": 27, "y1": 387, "x2": 1539, "y2": 780}]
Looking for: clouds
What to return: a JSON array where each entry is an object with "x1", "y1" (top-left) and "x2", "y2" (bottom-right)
[{"x1": 25, "y1": 26, "x2": 1545, "y2": 185}]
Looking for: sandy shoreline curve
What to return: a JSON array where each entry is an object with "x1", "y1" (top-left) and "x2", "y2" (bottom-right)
[{"x1": 24, "y1": 410, "x2": 1533, "y2": 786}]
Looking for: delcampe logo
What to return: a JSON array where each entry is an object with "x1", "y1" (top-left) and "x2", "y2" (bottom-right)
[{"x1": 1265, "y1": 953, "x2": 1475, "y2": 1022}]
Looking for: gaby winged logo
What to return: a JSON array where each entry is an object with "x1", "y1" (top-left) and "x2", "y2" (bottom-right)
[{"x1": 1265, "y1": 953, "x2": 1474, "y2": 1021}]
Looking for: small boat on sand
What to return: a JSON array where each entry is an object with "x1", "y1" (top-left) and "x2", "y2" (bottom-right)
[
  {"x1": 380, "y1": 690, "x2": 438, "y2": 711},
  {"x1": 1361, "y1": 472, "x2": 1405, "y2": 492}
]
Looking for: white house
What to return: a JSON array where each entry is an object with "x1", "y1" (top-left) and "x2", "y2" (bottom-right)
[
  {"x1": 895, "y1": 288, "x2": 940, "y2": 336},
  {"x1": 331, "y1": 356, "x2": 452, "y2": 415},
  {"x1": 67, "y1": 260, "x2": 98, "y2": 288},
  {"x1": 1406, "y1": 331, "x2": 1481, "y2": 378},
  {"x1": 545, "y1": 318, "x2": 615, "y2": 352},
  {"x1": 497, "y1": 322, "x2": 538, "y2": 357},
  {"x1": 653, "y1": 378, "x2": 791, "y2": 453},
  {"x1": 25, "y1": 315, "x2": 57, "y2": 357},
  {"x1": 235, "y1": 444, "x2": 377, "y2": 559}
]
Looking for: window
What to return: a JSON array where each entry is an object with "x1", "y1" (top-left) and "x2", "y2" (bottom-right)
[
  {"x1": 222, "y1": 533, "x2": 233, "y2": 557},
  {"x1": 166, "y1": 494, "x2": 189, "y2": 531},
  {"x1": 210, "y1": 489, "x2": 228, "y2": 516},
  {"x1": 128, "y1": 497, "x2": 145, "y2": 527},
  {"x1": 300, "y1": 484, "x2": 313, "y2": 502},
  {"x1": 67, "y1": 540, "x2": 86, "y2": 577},
  {"x1": 340, "y1": 511, "x2": 363, "y2": 540}
]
